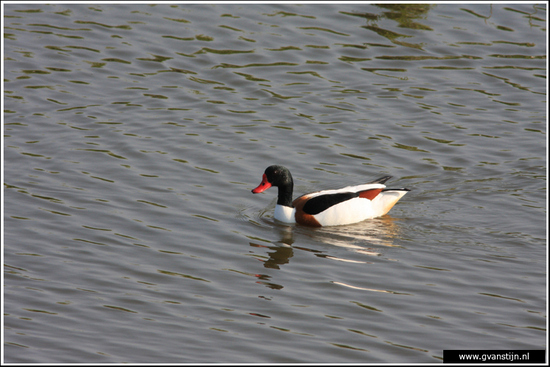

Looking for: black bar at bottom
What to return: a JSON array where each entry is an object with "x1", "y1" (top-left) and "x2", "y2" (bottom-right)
[{"x1": 443, "y1": 350, "x2": 546, "y2": 363}]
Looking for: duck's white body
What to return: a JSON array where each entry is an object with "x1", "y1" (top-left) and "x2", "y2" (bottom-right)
[{"x1": 252, "y1": 166, "x2": 409, "y2": 227}]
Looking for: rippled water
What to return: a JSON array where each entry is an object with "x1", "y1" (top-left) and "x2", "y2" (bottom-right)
[{"x1": 3, "y1": 3, "x2": 547, "y2": 363}]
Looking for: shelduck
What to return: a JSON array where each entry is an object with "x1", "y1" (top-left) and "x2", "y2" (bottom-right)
[{"x1": 252, "y1": 165, "x2": 410, "y2": 227}]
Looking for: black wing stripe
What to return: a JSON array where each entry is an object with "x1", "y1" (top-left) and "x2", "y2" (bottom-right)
[{"x1": 302, "y1": 192, "x2": 358, "y2": 215}]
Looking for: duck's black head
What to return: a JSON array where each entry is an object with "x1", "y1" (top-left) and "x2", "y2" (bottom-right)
[
  {"x1": 264, "y1": 165, "x2": 293, "y2": 188},
  {"x1": 252, "y1": 165, "x2": 294, "y2": 206}
]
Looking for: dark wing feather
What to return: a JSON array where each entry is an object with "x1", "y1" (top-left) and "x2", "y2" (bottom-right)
[
  {"x1": 368, "y1": 175, "x2": 392, "y2": 185},
  {"x1": 302, "y1": 192, "x2": 358, "y2": 215}
]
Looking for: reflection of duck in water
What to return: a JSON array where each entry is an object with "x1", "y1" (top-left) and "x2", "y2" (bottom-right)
[{"x1": 252, "y1": 165, "x2": 410, "y2": 227}]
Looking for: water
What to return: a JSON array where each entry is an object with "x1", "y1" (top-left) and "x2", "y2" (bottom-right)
[{"x1": 3, "y1": 3, "x2": 546, "y2": 363}]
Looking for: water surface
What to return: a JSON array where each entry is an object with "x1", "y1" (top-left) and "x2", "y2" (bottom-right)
[{"x1": 3, "y1": 3, "x2": 546, "y2": 363}]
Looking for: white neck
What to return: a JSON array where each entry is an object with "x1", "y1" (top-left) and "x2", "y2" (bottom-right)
[{"x1": 274, "y1": 205, "x2": 296, "y2": 223}]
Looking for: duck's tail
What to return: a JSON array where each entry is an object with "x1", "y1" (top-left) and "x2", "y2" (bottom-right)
[{"x1": 373, "y1": 188, "x2": 410, "y2": 216}]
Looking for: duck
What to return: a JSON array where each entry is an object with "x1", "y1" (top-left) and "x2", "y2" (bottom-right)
[{"x1": 252, "y1": 165, "x2": 410, "y2": 227}]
